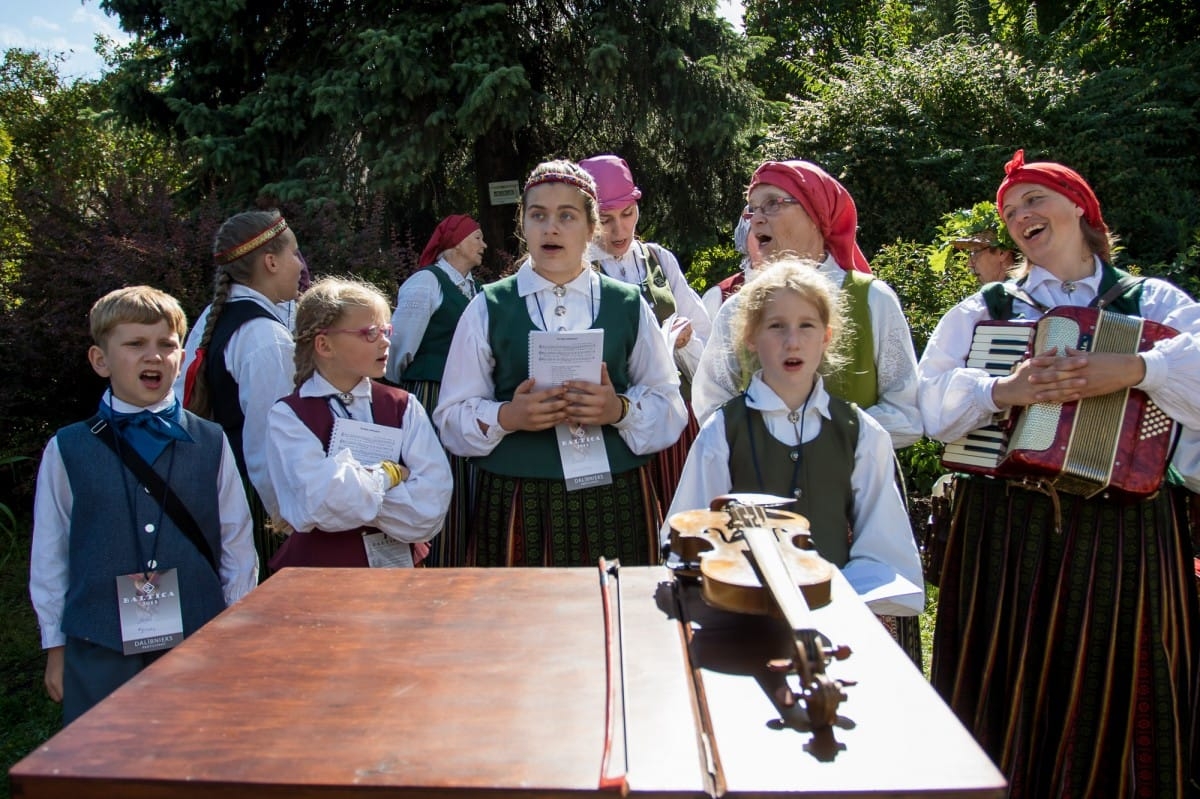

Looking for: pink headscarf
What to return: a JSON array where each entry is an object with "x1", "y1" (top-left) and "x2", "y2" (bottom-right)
[
  {"x1": 419, "y1": 215, "x2": 480, "y2": 267},
  {"x1": 578, "y1": 154, "x2": 642, "y2": 212},
  {"x1": 747, "y1": 160, "x2": 871, "y2": 274},
  {"x1": 996, "y1": 149, "x2": 1107, "y2": 236}
]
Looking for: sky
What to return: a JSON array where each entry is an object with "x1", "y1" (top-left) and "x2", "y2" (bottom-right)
[
  {"x1": 1, "y1": 0, "x2": 743, "y2": 82},
  {"x1": 0, "y1": 0, "x2": 131, "y2": 81}
]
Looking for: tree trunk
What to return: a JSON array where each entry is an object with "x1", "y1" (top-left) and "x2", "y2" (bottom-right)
[{"x1": 473, "y1": 133, "x2": 528, "y2": 281}]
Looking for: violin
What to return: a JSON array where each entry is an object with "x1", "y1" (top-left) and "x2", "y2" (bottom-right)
[{"x1": 668, "y1": 493, "x2": 851, "y2": 729}]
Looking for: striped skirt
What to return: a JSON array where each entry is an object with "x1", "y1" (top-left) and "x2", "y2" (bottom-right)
[
  {"x1": 400, "y1": 378, "x2": 475, "y2": 568},
  {"x1": 649, "y1": 401, "x2": 700, "y2": 513},
  {"x1": 468, "y1": 465, "x2": 662, "y2": 567},
  {"x1": 932, "y1": 476, "x2": 1199, "y2": 798}
]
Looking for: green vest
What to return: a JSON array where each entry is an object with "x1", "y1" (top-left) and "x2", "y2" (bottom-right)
[
  {"x1": 980, "y1": 261, "x2": 1144, "y2": 321},
  {"x1": 477, "y1": 274, "x2": 650, "y2": 479},
  {"x1": 723, "y1": 393, "x2": 858, "y2": 567},
  {"x1": 823, "y1": 269, "x2": 878, "y2": 409},
  {"x1": 402, "y1": 266, "x2": 471, "y2": 383},
  {"x1": 593, "y1": 242, "x2": 689, "y2": 399}
]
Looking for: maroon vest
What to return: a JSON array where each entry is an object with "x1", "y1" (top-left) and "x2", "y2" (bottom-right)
[
  {"x1": 268, "y1": 382, "x2": 429, "y2": 569},
  {"x1": 718, "y1": 271, "x2": 745, "y2": 302}
]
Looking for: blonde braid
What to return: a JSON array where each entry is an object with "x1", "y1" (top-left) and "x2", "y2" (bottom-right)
[
  {"x1": 292, "y1": 303, "x2": 342, "y2": 388},
  {"x1": 186, "y1": 270, "x2": 234, "y2": 418}
]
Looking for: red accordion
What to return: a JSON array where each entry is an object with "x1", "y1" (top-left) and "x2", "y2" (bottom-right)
[{"x1": 942, "y1": 306, "x2": 1178, "y2": 498}]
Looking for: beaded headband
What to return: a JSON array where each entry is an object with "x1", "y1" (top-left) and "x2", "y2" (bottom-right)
[
  {"x1": 214, "y1": 217, "x2": 290, "y2": 265},
  {"x1": 523, "y1": 171, "x2": 598, "y2": 201}
]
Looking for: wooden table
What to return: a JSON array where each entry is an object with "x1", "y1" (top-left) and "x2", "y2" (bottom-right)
[{"x1": 9, "y1": 567, "x2": 1006, "y2": 798}]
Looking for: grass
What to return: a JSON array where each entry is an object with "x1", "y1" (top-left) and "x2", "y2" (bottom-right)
[{"x1": 1, "y1": 512, "x2": 62, "y2": 799}]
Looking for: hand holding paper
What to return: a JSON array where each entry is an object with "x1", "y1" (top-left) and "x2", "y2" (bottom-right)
[
  {"x1": 563, "y1": 362, "x2": 623, "y2": 426},
  {"x1": 498, "y1": 378, "x2": 568, "y2": 432}
]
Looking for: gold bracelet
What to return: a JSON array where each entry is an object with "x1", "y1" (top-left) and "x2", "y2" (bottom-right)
[
  {"x1": 616, "y1": 394, "x2": 631, "y2": 423},
  {"x1": 378, "y1": 460, "x2": 403, "y2": 489}
]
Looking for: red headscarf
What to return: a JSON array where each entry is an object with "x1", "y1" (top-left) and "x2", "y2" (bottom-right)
[
  {"x1": 419, "y1": 215, "x2": 481, "y2": 267},
  {"x1": 996, "y1": 149, "x2": 1107, "y2": 236},
  {"x1": 747, "y1": 160, "x2": 871, "y2": 274}
]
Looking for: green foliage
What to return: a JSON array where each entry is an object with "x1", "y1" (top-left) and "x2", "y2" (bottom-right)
[
  {"x1": 761, "y1": 33, "x2": 1200, "y2": 269},
  {"x1": 687, "y1": 240, "x2": 743, "y2": 294},
  {"x1": 872, "y1": 237, "x2": 978, "y2": 357},
  {"x1": 101, "y1": 1, "x2": 766, "y2": 271},
  {"x1": 896, "y1": 437, "x2": 946, "y2": 497}
]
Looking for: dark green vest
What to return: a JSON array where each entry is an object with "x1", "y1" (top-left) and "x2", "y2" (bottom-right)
[
  {"x1": 723, "y1": 392, "x2": 858, "y2": 567},
  {"x1": 981, "y1": 261, "x2": 1144, "y2": 321},
  {"x1": 477, "y1": 274, "x2": 650, "y2": 479},
  {"x1": 823, "y1": 269, "x2": 878, "y2": 409},
  {"x1": 402, "y1": 266, "x2": 471, "y2": 383}
]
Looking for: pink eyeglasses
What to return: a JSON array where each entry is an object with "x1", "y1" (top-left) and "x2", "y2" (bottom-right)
[{"x1": 319, "y1": 323, "x2": 393, "y2": 343}]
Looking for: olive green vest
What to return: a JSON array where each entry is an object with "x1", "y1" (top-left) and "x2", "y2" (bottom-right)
[
  {"x1": 723, "y1": 393, "x2": 858, "y2": 567},
  {"x1": 402, "y1": 265, "x2": 471, "y2": 383},
  {"x1": 593, "y1": 242, "x2": 689, "y2": 399},
  {"x1": 823, "y1": 269, "x2": 878, "y2": 409},
  {"x1": 477, "y1": 273, "x2": 650, "y2": 479}
]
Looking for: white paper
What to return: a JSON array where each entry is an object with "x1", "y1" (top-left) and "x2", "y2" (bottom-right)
[
  {"x1": 362, "y1": 532, "x2": 415, "y2": 568},
  {"x1": 528, "y1": 329, "x2": 611, "y2": 490},
  {"x1": 328, "y1": 416, "x2": 403, "y2": 464},
  {"x1": 529, "y1": 329, "x2": 603, "y2": 386}
]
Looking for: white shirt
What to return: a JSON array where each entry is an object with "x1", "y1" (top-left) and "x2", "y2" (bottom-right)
[
  {"x1": 589, "y1": 241, "x2": 712, "y2": 381},
  {"x1": 266, "y1": 374, "x2": 452, "y2": 542},
  {"x1": 385, "y1": 258, "x2": 476, "y2": 383},
  {"x1": 918, "y1": 259, "x2": 1200, "y2": 487},
  {"x1": 30, "y1": 391, "x2": 259, "y2": 650},
  {"x1": 700, "y1": 260, "x2": 762, "y2": 323},
  {"x1": 433, "y1": 259, "x2": 687, "y2": 459},
  {"x1": 693, "y1": 256, "x2": 923, "y2": 448},
  {"x1": 664, "y1": 374, "x2": 925, "y2": 616}
]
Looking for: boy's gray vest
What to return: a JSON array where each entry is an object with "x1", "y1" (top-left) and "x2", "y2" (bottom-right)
[{"x1": 57, "y1": 412, "x2": 228, "y2": 653}]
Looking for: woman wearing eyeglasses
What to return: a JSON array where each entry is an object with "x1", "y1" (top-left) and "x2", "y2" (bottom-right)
[
  {"x1": 693, "y1": 160, "x2": 922, "y2": 448},
  {"x1": 689, "y1": 159, "x2": 924, "y2": 665},
  {"x1": 265, "y1": 277, "x2": 452, "y2": 569}
]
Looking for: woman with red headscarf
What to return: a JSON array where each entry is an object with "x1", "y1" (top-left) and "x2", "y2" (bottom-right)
[
  {"x1": 386, "y1": 214, "x2": 486, "y2": 566},
  {"x1": 692, "y1": 160, "x2": 922, "y2": 449},
  {"x1": 918, "y1": 150, "x2": 1200, "y2": 797}
]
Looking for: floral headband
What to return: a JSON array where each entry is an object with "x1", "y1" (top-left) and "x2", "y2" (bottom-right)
[
  {"x1": 523, "y1": 171, "x2": 598, "y2": 202},
  {"x1": 214, "y1": 217, "x2": 290, "y2": 265}
]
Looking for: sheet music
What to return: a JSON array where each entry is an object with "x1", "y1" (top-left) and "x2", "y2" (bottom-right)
[
  {"x1": 328, "y1": 417, "x2": 403, "y2": 464},
  {"x1": 529, "y1": 329, "x2": 603, "y2": 386}
]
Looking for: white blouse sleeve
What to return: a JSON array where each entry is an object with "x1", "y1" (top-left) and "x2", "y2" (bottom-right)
[
  {"x1": 386, "y1": 270, "x2": 441, "y2": 384},
  {"x1": 865, "y1": 279, "x2": 923, "y2": 448},
  {"x1": 841, "y1": 410, "x2": 925, "y2": 616}
]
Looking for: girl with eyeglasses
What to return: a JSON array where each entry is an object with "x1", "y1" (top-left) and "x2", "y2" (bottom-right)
[{"x1": 265, "y1": 277, "x2": 451, "y2": 569}]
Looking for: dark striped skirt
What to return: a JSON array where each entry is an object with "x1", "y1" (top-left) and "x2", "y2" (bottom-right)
[
  {"x1": 249, "y1": 478, "x2": 283, "y2": 582},
  {"x1": 649, "y1": 401, "x2": 700, "y2": 514},
  {"x1": 468, "y1": 465, "x2": 662, "y2": 567},
  {"x1": 932, "y1": 476, "x2": 1200, "y2": 798},
  {"x1": 400, "y1": 378, "x2": 475, "y2": 568}
]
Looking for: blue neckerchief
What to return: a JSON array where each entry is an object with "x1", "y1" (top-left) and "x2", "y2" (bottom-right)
[{"x1": 99, "y1": 398, "x2": 193, "y2": 465}]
